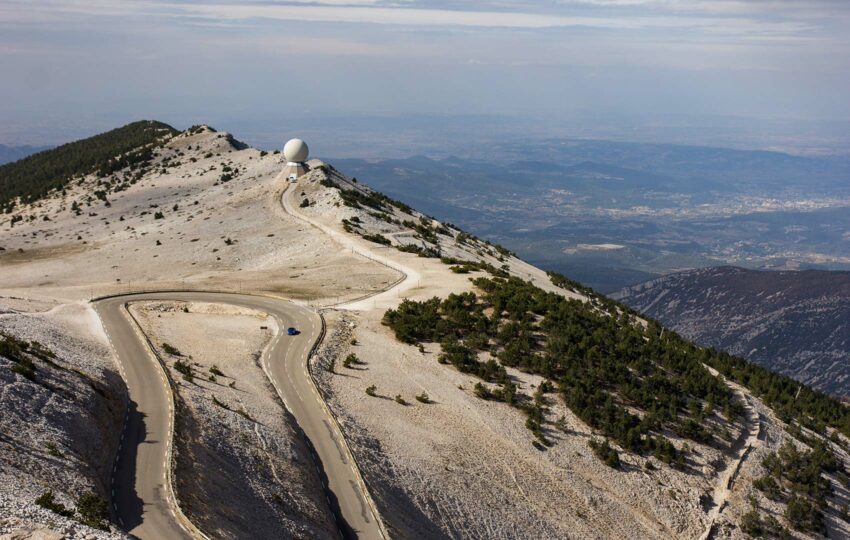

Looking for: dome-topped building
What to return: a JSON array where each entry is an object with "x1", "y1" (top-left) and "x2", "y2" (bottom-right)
[
  {"x1": 282, "y1": 138, "x2": 310, "y2": 181},
  {"x1": 284, "y1": 138, "x2": 309, "y2": 162}
]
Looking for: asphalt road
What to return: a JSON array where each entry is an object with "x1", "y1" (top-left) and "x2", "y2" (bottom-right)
[{"x1": 95, "y1": 292, "x2": 383, "y2": 539}]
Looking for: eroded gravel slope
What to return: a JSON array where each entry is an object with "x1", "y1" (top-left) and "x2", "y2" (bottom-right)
[{"x1": 0, "y1": 299, "x2": 127, "y2": 539}]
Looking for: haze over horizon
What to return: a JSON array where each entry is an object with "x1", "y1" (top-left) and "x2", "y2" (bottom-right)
[{"x1": 2, "y1": 0, "x2": 850, "y2": 156}]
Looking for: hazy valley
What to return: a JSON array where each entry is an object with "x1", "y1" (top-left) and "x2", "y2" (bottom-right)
[{"x1": 334, "y1": 143, "x2": 850, "y2": 292}]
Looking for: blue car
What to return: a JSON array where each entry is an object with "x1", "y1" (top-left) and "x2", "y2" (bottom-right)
[{"x1": 287, "y1": 327, "x2": 299, "y2": 336}]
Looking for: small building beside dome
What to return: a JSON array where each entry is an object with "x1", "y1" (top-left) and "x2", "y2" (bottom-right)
[{"x1": 282, "y1": 138, "x2": 309, "y2": 181}]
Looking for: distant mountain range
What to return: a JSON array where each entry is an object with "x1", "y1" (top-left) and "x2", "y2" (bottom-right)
[
  {"x1": 0, "y1": 144, "x2": 51, "y2": 166},
  {"x1": 613, "y1": 266, "x2": 850, "y2": 397}
]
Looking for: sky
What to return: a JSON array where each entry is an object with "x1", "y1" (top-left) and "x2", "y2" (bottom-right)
[{"x1": 1, "y1": 0, "x2": 849, "y2": 154}]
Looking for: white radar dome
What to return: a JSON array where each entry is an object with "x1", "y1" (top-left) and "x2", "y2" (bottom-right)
[{"x1": 283, "y1": 138, "x2": 309, "y2": 162}]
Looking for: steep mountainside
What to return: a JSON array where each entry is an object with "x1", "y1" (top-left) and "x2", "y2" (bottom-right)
[
  {"x1": 0, "y1": 301, "x2": 127, "y2": 538},
  {"x1": 3, "y1": 123, "x2": 850, "y2": 539},
  {"x1": 613, "y1": 266, "x2": 850, "y2": 397}
]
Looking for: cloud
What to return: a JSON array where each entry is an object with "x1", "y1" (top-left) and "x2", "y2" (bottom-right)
[
  {"x1": 1, "y1": 0, "x2": 848, "y2": 138},
  {"x1": 166, "y1": 2, "x2": 813, "y2": 36},
  {"x1": 0, "y1": 0, "x2": 826, "y2": 38}
]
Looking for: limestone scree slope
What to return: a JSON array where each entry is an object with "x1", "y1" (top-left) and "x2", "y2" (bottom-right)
[{"x1": 1, "y1": 125, "x2": 849, "y2": 539}]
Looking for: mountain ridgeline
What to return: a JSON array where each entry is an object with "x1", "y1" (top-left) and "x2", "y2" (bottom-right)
[
  {"x1": 614, "y1": 266, "x2": 850, "y2": 398},
  {"x1": 0, "y1": 120, "x2": 178, "y2": 213}
]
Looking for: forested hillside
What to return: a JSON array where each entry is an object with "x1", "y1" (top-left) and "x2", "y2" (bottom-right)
[
  {"x1": 0, "y1": 120, "x2": 177, "y2": 212},
  {"x1": 383, "y1": 271, "x2": 850, "y2": 533},
  {"x1": 385, "y1": 273, "x2": 850, "y2": 450}
]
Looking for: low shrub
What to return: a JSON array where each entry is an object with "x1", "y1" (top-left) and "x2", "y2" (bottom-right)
[
  {"x1": 173, "y1": 359, "x2": 192, "y2": 381},
  {"x1": 35, "y1": 491, "x2": 73, "y2": 518},
  {"x1": 589, "y1": 438, "x2": 621, "y2": 469},
  {"x1": 76, "y1": 492, "x2": 109, "y2": 530},
  {"x1": 162, "y1": 343, "x2": 182, "y2": 356}
]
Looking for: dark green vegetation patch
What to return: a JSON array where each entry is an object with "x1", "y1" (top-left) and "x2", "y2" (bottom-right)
[
  {"x1": 384, "y1": 275, "x2": 736, "y2": 465},
  {"x1": 35, "y1": 490, "x2": 110, "y2": 530},
  {"x1": 1, "y1": 331, "x2": 57, "y2": 381},
  {"x1": 384, "y1": 274, "x2": 850, "y2": 469},
  {"x1": 751, "y1": 440, "x2": 845, "y2": 534},
  {"x1": 0, "y1": 120, "x2": 177, "y2": 212}
]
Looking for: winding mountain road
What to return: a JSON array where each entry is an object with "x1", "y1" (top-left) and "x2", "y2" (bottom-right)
[
  {"x1": 95, "y1": 292, "x2": 384, "y2": 539},
  {"x1": 279, "y1": 171, "x2": 420, "y2": 311}
]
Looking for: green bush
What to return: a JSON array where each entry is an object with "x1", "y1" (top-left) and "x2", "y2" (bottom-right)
[
  {"x1": 35, "y1": 491, "x2": 73, "y2": 518},
  {"x1": 173, "y1": 359, "x2": 192, "y2": 381},
  {"x1": 473, "y1": 382, "x2": 491, "y2": 399},
  {"x1": 753, "y1": 475, "x2": 782, "y2": 501},
  {"x1": 589, "y1": 439, "x2": 621, "y2": 469},
  {"x1": 343, "y1": 353, "x2": 362, "y2": 368},
  {"x1": 76, "y1": 492, "x2": 109, "y2": 530},
  {"x1": 361, "y1": 233, "x2": 391, "y2": 245},
  {"x1": 366, "y1": 385, "x2": 378, "y2": 397},
  {"x1": 785, "y1": 496, "x2": 823, "y2": 533},
  {"x1": 162, "y1": 343, "x2": 182, "y2": 356},
  {"x1": 397, "y1": 243, "x2": 441, "y2": 258}
]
